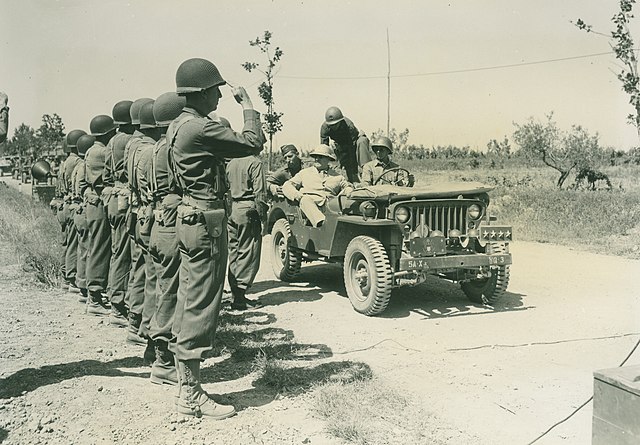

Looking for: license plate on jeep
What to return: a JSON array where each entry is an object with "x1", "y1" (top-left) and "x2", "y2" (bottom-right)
[
  {"x1": 479, "y1": 226, "x2": 513, "y2": 241},
  {"x1": 409, "y1": 237, "x2": 446, "y2": 257}
]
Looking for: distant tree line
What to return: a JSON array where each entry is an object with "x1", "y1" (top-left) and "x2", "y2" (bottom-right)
[{"x1": 3, "y1": 113, "x2": 65, "y2": 159}]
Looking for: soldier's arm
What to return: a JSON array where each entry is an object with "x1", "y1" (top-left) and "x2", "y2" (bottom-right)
[
  {"x1": 346, "y1": 118, "x2": 359, "y2": 144},
  {"x1": 250, "y1": 159, "x2": 269, "y2": 216},
  {"x1": 103, "y1": 139, "x2": 114, "y2": 187},
  {"x1": 200, "y1": 110, "x2": 265, "y2": 158},
  {"x1": 282, "y1": 171, "x2": 303, "y2": 201},
  {"x1": 320, "y1": 122, "x2": 330, "y2": 145},
  {"x1": 361, "y1": 163, "x2": 373, "y2": 186}
]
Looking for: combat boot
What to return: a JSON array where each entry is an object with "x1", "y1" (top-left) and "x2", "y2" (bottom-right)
[
  {"x1": 230, "y1": 287, "x2": 247, "y2": 311},
  {"x1": 109, "y1": 302, "x2": 128, "y2": 328},
  {"x1": 86, "y1": 292, "x2": 110, "y2": 316},
  {"x1": 143, "y1": 339, "x2": 156, "y2": 366},
  {"x1": 67, "y1": 283, "x2": 81, "y2": 294},
  {"x1": 78, "y1": 288, "x2": 88, "y2": 303},
  {"x1": 126, "y1": 312, "x2": 146, "y2": 346},
  {"x1": 150, "y1": 341, "x2": 177, "y2": 386},
  {"x1": 176, "y1": 359, "x2": 236, "y2": 420}
]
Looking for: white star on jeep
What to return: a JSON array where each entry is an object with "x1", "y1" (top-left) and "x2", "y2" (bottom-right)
[
  {"x1": 505, "y1": 231, "x2": 511, "y2": 238},
  {"x1": 498, "y1": 231, "x2": 504, "y2": 238},
  {"x1": 490, "y1": 230, "x2": 496, "y2": 238}
]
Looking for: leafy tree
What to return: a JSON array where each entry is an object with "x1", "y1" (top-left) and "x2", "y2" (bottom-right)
[
  {"x1": 486, "y1": 137, "x2": 512, "y2": 157},
  {"x1": 576, "y1": 0, "x2": 640, "y2": 141},
  {"x1": 37, "y1": 113, "x2": 65, "y2": 157},
  {"x1": 242, "y1": 30, "x2": 284, "y2": 170},
  {"x1": 9, "y1": 123, "x2": 40, "y2": 157},
  {"x1": 512, "y1": 113, "x2": 603, "y2": 188},
  {"x1": 371, "y1": 127, "x2": 410, "y2": 152}
]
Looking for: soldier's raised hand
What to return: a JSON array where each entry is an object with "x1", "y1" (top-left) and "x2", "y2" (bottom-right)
[
  {"x1": 0, "y1": 91, "x2": 7, "y2": 108},
  {"x1": 231, "y1": 86, "x2": 253, "y2": 109}
]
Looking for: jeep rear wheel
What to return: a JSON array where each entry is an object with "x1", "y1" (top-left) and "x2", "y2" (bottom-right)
[
  {"x1": 343, "y1": 236, "x2": 393, "y2": 316},
  {"x1": 461, "y1": 242, "x2": 510, "y2": 305},
  {"x1": 270, "y1": 218, "x2": 302, "y2": 281}
]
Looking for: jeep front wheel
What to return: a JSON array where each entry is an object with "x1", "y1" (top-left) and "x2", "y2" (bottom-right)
[
  {"x1": 343, "y1": 236, "x2": 393, "y2": 316},
  {"x1": 461, "y1": 242, "x2": 510, "y2": 305},
  {"x1": 270, "y1": 218, "x2": 302, "y2": 281}
]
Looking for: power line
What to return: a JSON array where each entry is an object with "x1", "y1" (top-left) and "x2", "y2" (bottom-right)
[{"x1": 279, "y1": 51, "x2": 615, "y2": 80}]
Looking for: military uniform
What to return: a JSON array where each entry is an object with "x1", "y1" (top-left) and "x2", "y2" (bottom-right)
[
  {"x1": 226, "y1": 155, "x2": 266, "y2": 305},
  {"x1": 168, "y1": 106, "x2": 264, "y2": 361},
  {"x1": 320, "y1": 116, "x2": 359, "y2": 183},
  {"x1": 72, "y1": 158, "x2": 89, "y2": 297},
  {"x1": 84, "y1": 141, "x2": 112, "y2": 299},
  {"x1": 361, "y1": 158, "x2": 400, "y2": 186},
  {"x1": 62, "y1": 153, "x2": 83, "y2": 286}
]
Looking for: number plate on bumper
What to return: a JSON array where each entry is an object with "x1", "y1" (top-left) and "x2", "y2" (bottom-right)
[
  {"x1": 399, "y1": 253, "x2": 512, "y2": 271},
  {"x1": 409, "y1": 236, "x2": 446, "y2": 257}
]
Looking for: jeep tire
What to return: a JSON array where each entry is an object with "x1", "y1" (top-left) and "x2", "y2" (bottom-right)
[
  {"x1": 461, "y1": 241, "x2": 510, "y2": 305},
  {"x1": 343, "y1": 236, "x2": 393, "y2": 316},
  {"x1": 270, "y1": 218, "x2": 302, "y2": 281}
]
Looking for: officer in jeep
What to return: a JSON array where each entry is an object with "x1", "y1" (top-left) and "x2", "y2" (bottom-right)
[{"x1": 361, "y1": 136, "x2": 414, "y2": 187}]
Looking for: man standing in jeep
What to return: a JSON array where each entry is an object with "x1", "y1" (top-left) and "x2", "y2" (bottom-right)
[{"x1": 320, "y1": 106, "x2": 360, "y2": 183}]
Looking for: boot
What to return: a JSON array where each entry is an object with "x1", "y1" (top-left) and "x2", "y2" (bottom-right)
[
  {"x1": 67, "y1": 282, "x2": 81, "y2": 294},
  {"x1": 86, "y1": 292, "x2": 110, "y2": 316},
  {"x1": 176, "y1": 359, "x2": 235, "y2": 420},
  {"x1": 78, "y1": 288, "x2": 88, "y2": 303},
  {"x1": 150, "y1": 341, "x2": 177, "y2": 386},
  {"x1": 143, "y1": 339, "x2": 156, "y2": 366},
  {"x1": 126, "y1": 312, "x2": 146, "y2": 346},
  {"x1": 230, "y1": 287, "x2": 247, "y2": 311},
  {"x1": 109, "y1": 302, "x2": 128, "y2": 328}
]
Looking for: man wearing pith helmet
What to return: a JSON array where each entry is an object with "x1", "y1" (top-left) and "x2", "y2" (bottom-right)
[
  {"x1": 168, "y1": 57, "x2": 265, "y2": 419},
  {"x1": 320, "y1": 106, "x2": 360, "y2": 183},
  {"x1": 85, "y1": 115, "x2": 116, "y2": 316}
]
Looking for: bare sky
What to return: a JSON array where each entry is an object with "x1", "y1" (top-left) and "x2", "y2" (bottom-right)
[{"x1": 1, "y1": 0, "x2": 638, "y2": 151}]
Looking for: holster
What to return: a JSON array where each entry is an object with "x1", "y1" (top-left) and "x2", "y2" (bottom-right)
[
  {"x1": 138, "y1": 205, "x2": 154, "y2": 237},
  {"x1": 117, "y1": 187, "x2": 130, "y2": 214},
  {"x1": 202, "y1": 208, "x2": 225, "y2": 257},
  {"x1": 126, "y1": 207, "x2": 138, "y2": 237}
]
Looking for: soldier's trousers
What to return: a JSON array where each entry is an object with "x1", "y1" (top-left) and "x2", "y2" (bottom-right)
[
  {"x1": 149, "y1": 222, "x2": 179, "y2": 343},
  {"x1": 170, "y1": 205, "x2": 227, "y2": 361},
  {"x1": 300, "y1": 195, "x2": 328, "y2": 228},
  {"x1": 336, "y1": 144, "x2": 359, "y2": 183},
  {"x1": 107, "y1": 203, "x2": 131, "y2": 306},
  {"x1": 74, "y1": 207, "x2": 89, "y2": 291},
  {"x1": 227, "y1": 201, "x2": 262, "y2": 292},
  {"x1": 64, "y1": 212, "x2": 78, "y2": 285},
  {"x1": 86, "y1": 201, "x2": 111, "y2": 294}
]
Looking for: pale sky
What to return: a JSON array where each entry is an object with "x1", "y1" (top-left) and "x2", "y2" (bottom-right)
[{"x1": 1, "y1": 0, "x2": 638, "y2": 151}]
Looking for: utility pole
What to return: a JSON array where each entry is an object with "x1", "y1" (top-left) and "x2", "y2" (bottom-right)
[{"x1": 386, "y1": 28, "x2": 391, "y2": 136}]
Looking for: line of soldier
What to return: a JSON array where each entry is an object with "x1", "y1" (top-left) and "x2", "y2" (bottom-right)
[{"x1": 49, "y1": 56, "x2": 402, "y2": 421}]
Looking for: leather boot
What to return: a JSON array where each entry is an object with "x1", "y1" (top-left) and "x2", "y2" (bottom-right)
[
  {"x1": 231, "y1": 287, "x2": 247, "y2": 311},
  {"x1": 176, "y1": 359, "x2": 235, "y2": 419},
  {"x1": 143, "y1": 339, "x2": 156, "y2": 366},
  {"x1": 86, "y1": 292, "x2": 110, "y2": 316},
  {"x1": 109, "y1": 302, "x2": 128, "y2": 328},
  {"x1": 150, "y1": 341, "x2": 177, "y2": 386},
  {"x1": 78, "y1": 288, "x2": 88, "y2": 303},
  {"x1": 126, "y1": 312, "x2": 146, "y2": 346}
]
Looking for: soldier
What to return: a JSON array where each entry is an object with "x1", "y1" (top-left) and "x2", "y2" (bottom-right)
[
  {"x1": 266, "y1": 144, "x2": 302, "y2": 198},
  {"x1": 282, "y1": 144, "x2": 353, "y2": 228},
  {"x1": 103, "y1": 100, "x2": 135, "y2": 327},
  {"x1": 168, "y1": 57, "x2": 264, "y2": 418},
  {"x1": 146, "y1": 92, "x2": 186, "y2": 386},
  {"x1": 361, "y1": 136, "x2": 413, "y2": 186},
  {"x1": 123, "y1": 98, "x2": 154, "y2": 345},
  {"x1": 61, "y1": 130, "x2": 87, "y2": 293},
  {"x1": 0, "y1": 91, "x2": 8, "y2": 144},
  {"x1": 356, "y1": 130, "x2": 373, "y2": 172},
  {"x1": 320, "y1": 106, "x2": 360, "y2": 183},
  {"x1": 85, "y1": 115, "x2": 116, "y2": 315},
  {"x1": 72, "y1": 134, "x2": 96, "y2": 303},
  {"x1": 127, "y1": 100, "x2": 159, "y2": 362},
  {"x1": 226, "y1": 154, "x2": 267, "y2": 310}
]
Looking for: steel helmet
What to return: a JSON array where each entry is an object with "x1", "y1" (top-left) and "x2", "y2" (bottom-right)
[
  {"x1": 112, "y1": 100, "x2": 133, "y2": 125},
  {"x1": 309, "y1": 144, "x2": 337, "y2": 161},
  {"x1": 324, "y1": 106, "x2": 344, "y2": 126},
  {"x1": 76, "y1": 134, "x2": 96, "y2": 157},
  {"x1": 130, "y1": 98, "x2": 154, "y2": 125},
  {"x1": 371, "y1": 136, "x2": 393, "y2": 154},
  {"x1": 153, "y1": 92, "x2": 186, "y2": 126},
  {"x1": 66, "y1": 129, "x2": 87, "y2": 150},
  {"x1": 175, "y1": 58, "x2": 226, "y2": 95},
  {"x1": 90, "y1": 115, "x2": 116, "y2": 136},
  {"x1": 139, "y1": 100, "x2": 156, "y2": 129}
]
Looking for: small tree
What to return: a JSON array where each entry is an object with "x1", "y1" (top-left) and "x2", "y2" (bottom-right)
[
  {"x1": 10, "y1": 123, "x2": 40, "y2": 158},
  {"x1": 242, "y1": 30, "x2": 284, "y2": 170},
  {"x1": 371, "y1": 127, "x2": 410, "y2": 152},
  {"x1": 576, "y1": 0, "x2": 640, "y2": 142},
  {"x1": 37, "y1": 113, "x2": 65, "y2": 157},
  {"x1": 513, "y1": 113, "x2": 603, "y2": 188}
]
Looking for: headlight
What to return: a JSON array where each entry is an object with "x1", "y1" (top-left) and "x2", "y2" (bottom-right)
[
  {"x1": 467, "y1": 204, "x2": 482, "y2": 220},
  {"x1": 394, "y1": 206, "x2": 410, "y2": 223}
]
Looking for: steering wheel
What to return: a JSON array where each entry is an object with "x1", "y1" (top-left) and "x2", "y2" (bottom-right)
[{"x1": 374, "y1": 167, "x2": 414, "y2": 187}]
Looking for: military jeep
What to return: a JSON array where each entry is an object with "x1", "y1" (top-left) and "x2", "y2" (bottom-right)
[{"x1": 267, "y1": 171, "x2": 513, "y2": 316}]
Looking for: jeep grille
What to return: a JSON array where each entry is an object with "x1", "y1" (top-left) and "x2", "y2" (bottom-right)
[{"x1": 406, "y1": 202, "x2": 470, "y2": 234}]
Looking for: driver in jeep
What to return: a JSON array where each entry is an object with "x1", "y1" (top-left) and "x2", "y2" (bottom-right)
[
  {"x1": 361, "y1": 136, "x2": 414, "y2": 187},
  {"x1": 282, "y1": 144, "x2": 353, "y2": 228}
]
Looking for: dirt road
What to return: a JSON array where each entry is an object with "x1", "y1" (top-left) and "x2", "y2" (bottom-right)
[{"x1": 1, "y1": 224, "x2": 638, "y2": 443}]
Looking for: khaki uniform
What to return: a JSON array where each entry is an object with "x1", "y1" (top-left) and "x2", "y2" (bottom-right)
[
  {"x1": 104, "y1": 132, "x2": 135, "y2": 306},
  {"x1": 168, "y1": 107, "x2": 264, "y2": 361},
  {"x1": 282, "y1": 166, "x2": 353, "y2": 227},
  {"x1": 226, "y1": 156, "x2": 266, "y2": 295},
  {"x1": 85, "y1": 141, "x2": 112, "y2": 295},
  {"x1": 361, "y1": 158, "x2": 400, "y2": 186},
  {"x1": 62, "y1": 153, "x2": 82, "y2": 284},
  {"x1": 71, "y1": 160, "x2": 89, "y2": 291}
]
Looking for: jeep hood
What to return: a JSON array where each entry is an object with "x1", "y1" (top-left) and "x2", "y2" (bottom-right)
[{"x1": 350, "y1": 182, "x2": 494, "y2": 201}]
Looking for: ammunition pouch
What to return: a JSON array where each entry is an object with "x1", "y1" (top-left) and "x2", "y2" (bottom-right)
[
  {"x1": 137, "y1": 205, "x2": 154, "y2": 237},
  {"x1": 74, "y1": 205, "x2": 88, "y2": 232},
  {"x1": 85, "y1": 190, "x2": 100, "y2": 207},
  {"x1": 101, "y1": 186, "x2": 114, "y2": 207},
  {"x1": 117, "y1": 186, "x2": 130, "y2": 214},
  {"x1": 155, "y1": 193, "x2": 181, "y2": 227}
]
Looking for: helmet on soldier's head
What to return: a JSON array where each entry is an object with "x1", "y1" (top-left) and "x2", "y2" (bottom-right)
[
  {"x1": 324, "y1": 106, "x2": 344, "y2": 126},
  {"x1": 112, "y1": 100, "x2": 133, "y2": 125},
  {"x1": 153, "y1": 92, "x2": 186, "y2": 126},
  {"x1": 280, "y1": 144, "x2": 298, "y2": 156},
  {"x1": 176, "y1": 58, "x2": 226, "y2": 95},
  {"x1": 139, "y1": 100, "x2": 156, "y2": 129},
  {"x1": 309, "y1": 144, "x2": 337, "y2": 161},
  {"x1": 371, "y1": 136, "x2": 393, "y2": 154},
  {"x1": 66, "y1": 129, "x2": 87, "y2": 150},
  {"x1": 130, "y1": 98, "x2": 153, "y2": 125},
  {"x1": 76, "y1": 134, "x2": 96, "y2": 158},
  {"x1": 90, "y1": 115, "x2": 116, "y2": 136}
]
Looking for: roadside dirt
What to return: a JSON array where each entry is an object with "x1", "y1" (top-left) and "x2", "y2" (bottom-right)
[{"x1": 1, "y1": 231, "x2": 639, "y2": 444}]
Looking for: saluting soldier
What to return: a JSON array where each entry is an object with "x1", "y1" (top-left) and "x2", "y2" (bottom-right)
[
  {"x1": 103, "y1": 100, "x2": 135, "y2": 328},
  {"x1": 146, "y1": 92, "x2": 186, "y2": 386},
  {"x1": 85, "y1": 115, "x2": 116, "y2": 315},
  {"x1": 168, "y1": 57, "x2": 264, "y2": 418}
]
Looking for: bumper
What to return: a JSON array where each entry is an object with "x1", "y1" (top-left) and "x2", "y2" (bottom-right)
[{"x1": 399, "y1": 253, "x2": 512, "y2": 271}]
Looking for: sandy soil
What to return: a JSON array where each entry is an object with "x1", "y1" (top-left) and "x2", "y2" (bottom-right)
[{"x1": 1, "y1": 191, "x2": 639, "y2": 444}]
